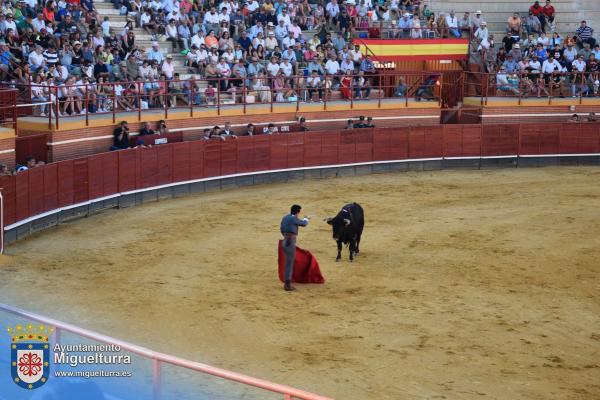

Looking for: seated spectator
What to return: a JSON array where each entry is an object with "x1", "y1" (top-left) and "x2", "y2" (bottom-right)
[
  {"x1": 220, "y1": 122, "x2": 237, "y2": 138},
  {"x1": 156, "y1": 120, "x2": 169, "y2": 135},
  {"x1": 353, "y1": 71, "x2": 371, "y2": 99},
  {"x1": 0, "y1": 163, "x2": 14, "y2": 176},
  {"x1": 568, "y1": 113, "x2": 580, "y2": 122},
  {"x1": 507, "y1": 13, "x2": 522, "y2": 36},
  {"x1": 245, "y1": 123, "x2": 255, "y2": 136},
  {"x1": 306, "y1": 70, "x2": 324, "y2": 102},
  {"x1": 497, "y1": 67, "x2": 519, "y2": 95},
  {"x1": 16, "y1": 156, "x2": 40, "y2": 172},
  {"x1": 344, "y1": 119, "x2": 354, "y2": 129},
  {"x1": 524, "y1": 11, "x2": 542, "y2": 36},
  {"x1": 576, "y1": 21, "x2": 596, "y2": 49},
  {"x1": 298, "y1": 116, "x2": 309, "y2": 131},
  {"x1": 139, "y1": 121, "x2": 155, "y2": 136},
  {"x1": 395, "y1": 77, "x2": 408, "y2": 97}
]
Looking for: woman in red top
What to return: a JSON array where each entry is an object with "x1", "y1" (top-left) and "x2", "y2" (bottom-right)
[{"x1": 42, "y1": 1, "x2": 55, "y2": 23}]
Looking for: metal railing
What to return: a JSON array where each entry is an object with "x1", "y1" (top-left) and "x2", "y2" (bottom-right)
[
  {"x1": 464, "y1": 70, "x2": 600, "y2": 106},
  {"x1": 0, "y1": 302, "x2": 333, "y2": 400},
  {"x1": 20, "y1": 72, "x2": 441, "y2": 129}
]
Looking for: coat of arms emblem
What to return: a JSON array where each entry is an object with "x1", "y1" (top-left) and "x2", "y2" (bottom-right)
[{"x1": 8, "y1": 323, "x2": 53, "y2": 390}]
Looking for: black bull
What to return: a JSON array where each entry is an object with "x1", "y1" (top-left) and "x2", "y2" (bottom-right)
[{"x1": 325, "y1": 203, "x2": 364, "y2": 262}]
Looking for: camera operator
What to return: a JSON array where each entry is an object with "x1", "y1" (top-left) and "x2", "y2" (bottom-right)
[{"x1": 111, "y1": 121, "x2": 130, "y2": 150}]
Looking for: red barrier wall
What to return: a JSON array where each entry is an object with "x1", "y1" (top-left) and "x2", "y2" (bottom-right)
[{"x1": 3, "y1": 123, "x2": 600, "y2": 229}]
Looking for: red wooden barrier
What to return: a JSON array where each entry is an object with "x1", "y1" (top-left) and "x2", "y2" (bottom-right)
[
  {"x1": 220, "y1": 140, "x2": 238, "y2": 176},
  {"x1": 189, "y1": 141, "x2": 205, "y2": 179},
  {"x1": 270, "y1": 134, "x2": 288, "y2": 170},
  {"x1": 102, "y1": 152, "x2": 119, "y2": 196},
  {"x1": 204, "y1": 141, "x2": 221, "y2": 177},
  {"x1": 355, "y1": 129, "x2": 373, "y2": 163},
  {"x1": 0, "y1": 175, "x2": 16, "y2": 225},
  {"x1": 253, "y1": 135, "x2": 271, "y2": 171},
  {"x1": 172, "y1": 142, "x2": 191, "y2": 182},
  {"x1": 388, "y1": 127, "x2": 409, "y2": 160},
  {"x1": 118, "y1": 151, "x2": 137, "y2": 192},
  {"x1": 575, "y1": 123, "x2": 600, "y2": 154},
  {"x1": 43, "y1": 164, "x2": 58, "y2": 212},
  {"x1": 321, "y1": 131, "x2": 340, "y2": 166},
  {"x1": 58, "y1": 160, "x2": 75, "y2": 207},
  {"x1": 481, "y1": 124, "x2": 519, "y2": 156},
  {"x1": 3, "y1": 124, "x2": 599, "y2": 232},
  {"x1": 442, "y1": 125, "x2": 482, "y2": 158},
  {"x1": 286, "y1": 133, "x2": 304, "y2": 169},
  {"x1": 157, "y1": 145, "x2": 174, "y2": 186}
]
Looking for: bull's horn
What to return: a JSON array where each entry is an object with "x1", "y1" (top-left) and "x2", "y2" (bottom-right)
[{"x1": 343, "y1": 218, "x2": 351, "y2": 226}]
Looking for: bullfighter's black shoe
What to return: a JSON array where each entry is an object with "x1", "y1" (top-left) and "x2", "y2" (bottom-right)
[{"x1": 284, "y1": 280, "x2": 296, "y2": 291}]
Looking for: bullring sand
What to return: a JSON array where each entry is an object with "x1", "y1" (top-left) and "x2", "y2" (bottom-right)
[{"x1": 0, "y1": 167, "x2": 599, "y2": 399}]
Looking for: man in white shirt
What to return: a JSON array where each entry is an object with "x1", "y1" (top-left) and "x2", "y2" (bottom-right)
[
  {"x1": 161, "y1": 55, "x2": 175, "y2": 79},
  {"x1": 266, "y1": 57, "x2": 280, "y2": 77},
  {"x1": 218, "y1": 7, "x2": 230, "y2": 24},
  {"x1": 349, "y1": 44, "x2": 363, "y2": 68},
  {"x1": 203, "y1": 7, "x2": 220, "y2": 32},
  {"x1": 325, "y1": 55, "x2": 340, "y2": 75},
  {"x1": 326, "y1": 0, "x2": 340, "y2": 23},
  {"x1": 32, "y1": 12, "x2": 46, "y2": 33},
  {"x1": 191, "y1": 31, "x2": 205, "y2": 48},
  {"x1": 340, "y1": 57, "x2": 354, "y2": 74},
  {"x1": 275, "y1": 20, "x2": 288, "y2": 43},
  {"x1": 280, "y1": 57, "x2": 293, "y2": 81},
  {"x1": 247, "y1": 0, "x2": 259, "y2": 13},
  {"x1": 571, "y1": 55, "x2": 587, "y2": 97},
  {"x1": 541, "y1": 53, "x2": 562, "y2": 74},
  {"x1": 216, "y1": 57, "x2": 231, "y2": 90},
  {"x1": 446, "y1": 10, "x2": 460, "y2": 38},
  {"x1": 28, "y1": 45, "x2": 46, "y2": 72},
  {"x1": 306, "y1": 70, "x2": 324, "y2": 101},
  {"x1": 277, "y1": 8, "x2": 291, "y2": 27}
]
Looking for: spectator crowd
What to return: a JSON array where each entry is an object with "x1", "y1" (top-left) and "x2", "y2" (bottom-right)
[
  {"x1": 0, "y1": 0, "x2": 439, "y2": 116},
  {"x1": 472, "y1": 1, "x2": 599, "y2": 98}
]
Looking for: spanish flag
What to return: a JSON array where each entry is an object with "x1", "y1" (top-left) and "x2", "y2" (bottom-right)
[{"x1": 354, "y1": 39, "x2": 469, "y2": 61}]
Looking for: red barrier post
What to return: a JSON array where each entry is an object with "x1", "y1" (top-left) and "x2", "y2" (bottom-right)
[
  {"x1": 217, "y1": 78, "x2": 221, "y2": 115},
  {"x1": 85, "y1": 85, "x2": 89, "y2": 126},
  {"x1": 54, "y1": 86, "x2": 59, "y2": 130},
  {"x1": 112, "y1": 82, "x2": 116, "y2": 124},
  {"x1": 137, "y1": 82, "x2": 142, "y2": 122},
  {"x1": 242, "y1": 78, "x2": 247, "y2": 114},
  {"x1": 190, "y1": 79, "x2": 194, "y2": 117}
]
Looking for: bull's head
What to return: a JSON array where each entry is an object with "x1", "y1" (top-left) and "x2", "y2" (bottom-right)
[{"x1": 326, "y1": 216, "x2": 351, "y2": 240}]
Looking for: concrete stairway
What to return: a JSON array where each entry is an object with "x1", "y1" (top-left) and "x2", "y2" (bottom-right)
[
  {"x1": 95, "y1": 0, "x2": 192, "y2": 76},
  {"x1": 429, "y1": 0, "x2": 588, "y2": 37}
]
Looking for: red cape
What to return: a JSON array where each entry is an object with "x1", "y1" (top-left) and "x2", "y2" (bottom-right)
[{"x1": 278, "y1": 240, "x2": 325, "y2": 284}]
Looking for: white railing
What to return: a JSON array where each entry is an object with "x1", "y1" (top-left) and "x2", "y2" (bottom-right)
[{"x1": 0, "y1": 303, "x2": 334, "y2": 400}]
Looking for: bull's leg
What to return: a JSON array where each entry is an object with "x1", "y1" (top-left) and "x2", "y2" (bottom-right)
[
  {"x1": 336, "y1": 240, "x2": 342, "y2": 262},
  {"x1": 349, "y1": 238, "x2": 355, "y2": 262},
  {"x1": 355, "y1": 233, "x2": 361, "y2": 255}
]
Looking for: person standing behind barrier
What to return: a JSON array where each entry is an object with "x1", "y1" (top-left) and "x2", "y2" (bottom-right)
[
  {"x1": 280, "y1": 204, "x2": 309, "y2": 291},
  {"x1": 111, "y1": 121, "x2": 130, "y2": 151}
]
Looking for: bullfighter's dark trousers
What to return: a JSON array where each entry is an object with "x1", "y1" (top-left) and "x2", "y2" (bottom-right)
[{"x1": 282, "y1": 236, "x2": 296, "y2": 281}]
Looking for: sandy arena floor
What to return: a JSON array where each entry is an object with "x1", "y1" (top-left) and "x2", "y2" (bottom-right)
[{"x1": 1, "y1": 167, "x2": 599, "y2": 399}]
